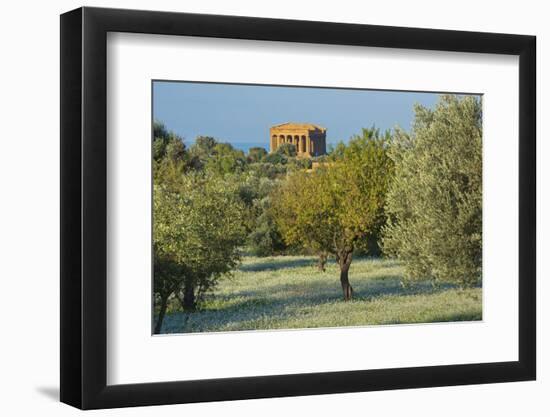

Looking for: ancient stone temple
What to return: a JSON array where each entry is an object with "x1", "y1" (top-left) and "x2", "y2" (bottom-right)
[{"x1": 269, "y1": 123, "x2": 327, "y2": 157}]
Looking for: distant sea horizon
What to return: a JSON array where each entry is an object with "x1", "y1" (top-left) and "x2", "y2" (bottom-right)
[
  {"x1": 186, "y1": 140, "x2": 341, "y2": 154},
  {"x1": 229, "y1": 142, "x2": 268, "y2": 153}
]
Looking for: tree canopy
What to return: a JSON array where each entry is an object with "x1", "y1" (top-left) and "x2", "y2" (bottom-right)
[
  {"x1": 383, "y1": 95, "x2": 482, "y2": 288},
  {"x1": 275, "y1": 142, "x2": 297, "y2": 157},
  {"x1": 153, "y1": 120, "x2": 186, "y2": 163},
  {"x1": 271, "y1": 128, "x2": 393, "y2": 300},
  {"x1": 153, "y1": 162, "x2": 246, "y2": 333},
  {"x1": 247, "y1": 146, "x2": 268, "y2": 163}
]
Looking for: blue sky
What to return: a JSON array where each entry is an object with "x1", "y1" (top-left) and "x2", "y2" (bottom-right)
[{"x1": 153, "y1": 81, "x2": 443, "y2": 146}]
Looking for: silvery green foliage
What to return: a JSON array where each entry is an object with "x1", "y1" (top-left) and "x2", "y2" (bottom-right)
[
  {"x1": 153, "y1": 170, "x2": 247, "y2": 306},
  {"x1": 383, "y1": 95, "x2": 482, "y2": 288}
]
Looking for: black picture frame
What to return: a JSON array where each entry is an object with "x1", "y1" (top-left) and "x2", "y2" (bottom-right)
[{"x1": 60, "y1": 6, "x2": 536, "y2": 410}]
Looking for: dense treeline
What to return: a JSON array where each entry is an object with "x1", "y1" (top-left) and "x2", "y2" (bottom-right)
[
  {"x1": 153, "y1": 94, "x2": 482, "y2": 332},
  {"x1": 152, "y1": 123, "x2": 316, "y2": 331}
]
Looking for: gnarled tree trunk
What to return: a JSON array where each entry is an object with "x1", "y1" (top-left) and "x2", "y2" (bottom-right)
[
  {"x1": 182, "y1": 283, "x2": 196, "y2": 311},
  {"x1": 154, "y1": 294, "x2": 169, "y2": 334},
  {"x1": 317, "y1": 252, "x2": 328, "y2": 272},
  {"x1": 338, "y1": 251, "x2": 354, "y2": 301}
]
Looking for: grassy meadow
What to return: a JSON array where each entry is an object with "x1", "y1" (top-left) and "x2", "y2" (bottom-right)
[{"x1": 159, "y1": 255, "x2": 482, "y2": 334}]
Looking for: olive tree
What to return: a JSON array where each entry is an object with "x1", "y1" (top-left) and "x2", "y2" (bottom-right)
[
  {"x1": 383, "y1": 95, "x2": 482, "y2": 288},
  {"x1": 275, "y1": 143, "x2": 297, "y2": 157},
  {"x1": 153, "y1": 168, "x2": 246, "y2": 333},
  {"x1": 247, "y1": 146, "x2": 268, "y2": 163},
  {"x1": 271, "y1": 129, "x2": 392, "y2": 300},
  {"x1": 153, "y1": 120, "x2": 186, "y2": 163}
]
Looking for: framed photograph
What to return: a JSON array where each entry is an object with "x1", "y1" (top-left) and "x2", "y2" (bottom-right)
[{"x1": 60, "y1": 6, "x2": 536, "y2": 409}]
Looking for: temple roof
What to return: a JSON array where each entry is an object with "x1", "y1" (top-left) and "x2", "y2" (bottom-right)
[{"x1": 271, "y1": 122, "x2": 326, "y2": 132}]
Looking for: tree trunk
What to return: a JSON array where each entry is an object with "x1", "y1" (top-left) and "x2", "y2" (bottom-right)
[
  {"x1": 338, "y1": 252, "x2": 354, "y2": 301},
  {"x1": 317, "y1": 253, "x2": 328, "y2": 272},
  {"x1": 154, "y1": 295, "x2": 169, "y2": 334},
  {"x1": 182, "y1": 283, "x2": 196, "y2": 311}
]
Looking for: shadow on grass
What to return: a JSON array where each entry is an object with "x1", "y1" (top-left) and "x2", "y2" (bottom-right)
[
  {"x1": 359, "y1": 279, "x2": 456, "y2": 301},
  {"x1": 429, "y1": 311, "x2": 482, "y2": 322},
  {"x1": 160, "y1": 276, "x2": 464, "y2": 334},
  {"x1": 238, "y1": 257, "x2": 317, "y2": 272},
  {"x1": 380, "y1": 311, "x2": 482, "y2": 325},
  {"x1": 158, "y1": 256, "x2": 481, "y2": 334},
  {"x1": 230, "y1": 272, "x2": 453, "y2": 303},
  {"x1": 163, "y1": 298, "x2": 290, "y2": 333},
  {"x1": 238, "y1": 255, "x2": 404, "y2": 273}
]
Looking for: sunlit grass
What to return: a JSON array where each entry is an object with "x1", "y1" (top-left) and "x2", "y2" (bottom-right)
[{"x1": 159, "y1": 255, "x2": 482, "y2": 334}]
